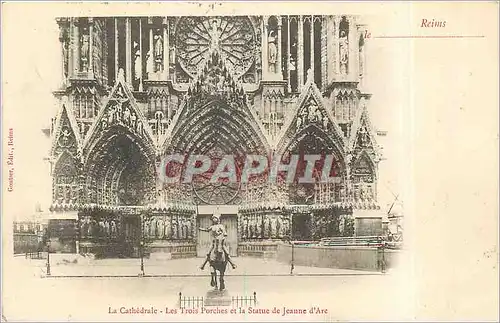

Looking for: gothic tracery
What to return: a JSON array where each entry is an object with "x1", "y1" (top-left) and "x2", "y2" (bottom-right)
[{"x1": 50, "y1": 15, "x2": 382, "y2": 257}]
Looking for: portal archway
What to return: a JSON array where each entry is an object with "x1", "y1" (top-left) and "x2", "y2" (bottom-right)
[{"x1": 84, "y1": 126, "x2": 156, "y2": 206}]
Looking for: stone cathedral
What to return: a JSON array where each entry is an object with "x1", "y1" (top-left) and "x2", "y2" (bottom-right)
[{"x1": 49, "y1": 16, "x2": 383, "y2": 258}]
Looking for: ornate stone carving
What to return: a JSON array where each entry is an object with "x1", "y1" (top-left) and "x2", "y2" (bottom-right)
[{"x1": 175, "y1": 17, "x2": 256, "y2": 80}]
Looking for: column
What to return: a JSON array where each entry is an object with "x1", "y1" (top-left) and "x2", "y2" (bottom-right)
[
  {"x1": 73, "y1": 18, "x2": 80, "y2": 75},
  {"x1": 326, "y1": 16, "x2": 335, "y2": 84},
  {"x1": 114, "y1": 18, "x2": 119, "y2": 80},
  {"x1": 262, "y1": 17, "x2": 269, "y2": 79},
  {"x1": 348, "y1": 16, "x2": 357, "y2": 80},
  {"x1": 310, "y1": 15, "x2": 314, "y2": 80},
  {"x1": 88, "y1": 18, "x2": 94, "y2": 76},
  {"x1": 58, "y1": 23, "x2": 66, "y2": 85},
  {"x1": 139, "y1": 18, "x2": 144, "y2": 91},
  {"x1": 359, "y1": 24, "x2": 367, "y2": 89},
  {"x1": 260, "y1": 96, "x2": 265, "y2": 119},
  {"x1": 297, "y1": 16, "x2": 304, "y2": 90},
  {"x1": 277, "y1": 17, "x2": 283, "y2": 78},
  {"x1": 167, "y1": 96, "x2": 172, "y2": 119},
  {"x1": 148, "y1": 20, "x2": 154, "y2": 78},
  {"x1": 125, "y1": 18, "x2": 132, "y2": 86},
  {"x1": 286, "y1": 16, "x2": 291, "y2": 92},
  {"x1": 163, "y1": 17, "x2": 170, "y2": 79},
  {"x1": 334, "y1": 16, "x2": 341, "y2": 79}
]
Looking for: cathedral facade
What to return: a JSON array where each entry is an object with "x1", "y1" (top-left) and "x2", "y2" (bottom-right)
[{"x1": 49, "y1": 16, "x2": 382, "y2": 258}]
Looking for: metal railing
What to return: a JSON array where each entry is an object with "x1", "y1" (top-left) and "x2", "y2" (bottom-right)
[
  {"x1": 178, "y1": 292, "x2": 257, "y2": 308},
  {"x1": 232, "y1": 292, "x2": 257, "y2": 307},
  {"x1": 179, "y1": 292, "x2": 204, "y2": 309}
]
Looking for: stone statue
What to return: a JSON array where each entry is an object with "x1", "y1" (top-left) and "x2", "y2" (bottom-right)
[
  {"x1": 157, "y1": 217, "x2": 165, "y2": 239},
  {"x1": 82, "y1": 217, "x2": 90, "y2": 237},
  {"x1": 154, "y1": 34, "x2": 163, "y2": 72},
  {"x1": 98, "y1": 219, "x2": 105, "y2": 237},
  {"x1": 255, "y1": 216, "x2": 262, "y2": 238},
  {"x1": 155, "y1": 111, "x2": 164, "y2": 135},
  {"x1": 288, "y1": 53, "x2": 296, "y2": 71},
  {"x1": 296, "y1": 116, "x2": 303, "y2": 129},
  {"x1": 308, "y1": 99, "x2": 319, "y2": 122},
  {"x1": 283, "y1": 216, "x2": 290, "y2": 237},
  {"x1": 80, "y1": 29, "x2": 90, "y2": 71},
  {"x1": 277, "y1": 216, "x2": 283, "y2": 238},
  {"x1": 263, "y1": 216, "x2": 270, "y2": 239},
  {"x1": 115, "y1": 102, "x2": 123, "y2": 122},
  {"x1": 242, "y1": 216, "x2": 249, "y2": 239},
  {"x1": 130, "y1": 112, "x2": 137, "y2": 129},
  {"x1": 171, "y1": 217, "x2": 178, "y2": 239},
  {"x1": 165, "y1": 216, "x2": 172, "y2": 239},
  {"x1": 123, "y1": 107, "x2": 131, "y2": 126},
  {"x1": 146, "y1": 49, "x2": 155, "y2": 75},
  {"x1": 143, "y1": 218, "x2": 150, "y2": 239},
  {"x1": 270, "y1": 217, "x2": 277, "y2": 238},
  {"x1": 338, "y1": 214, "x2": 345, "y2": 235},
  {"x1": 249, "y1": 216, "x2": 255, "y2": 238},
  {"x1": 136, "y1": 120, "x2": 143, "y2": 134},
  {"x1": 339, "y1": 30, "x2": 349, "y2": 75},
  {"x1": 268, "y1": 31, "x2": 278, "y2": 73},
  {"x1": 108, "y1": 107, "x2": 115, "y2": 124},
  {"x1": 210, "y1": 19, "x2": 222, "y2": 51},
  {"x1": 359, "y1": 127, "x2": 370, "y2": 147},
  {"x1": 150, "y1": 217, "x2": 157, "y2": 238},
  {"x1": 323, "y1": 115, "x2": 329, "y2": 130},
  {"x1": 104, "y1": 220, "x2": 110, "y2": 237},
  {"x1": 133, "y1": 42, "x2": 142, "y2": 81},
  {"x1": 186, "y1": 218, "x2": 192, "y2": 239}
]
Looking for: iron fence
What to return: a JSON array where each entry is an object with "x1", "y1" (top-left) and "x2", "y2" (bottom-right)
[{"x1": 178, "y1": 292, "x2": 257, "y2": 308}]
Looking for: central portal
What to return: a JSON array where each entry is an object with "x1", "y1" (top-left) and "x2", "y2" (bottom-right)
[{"x1": 196, "y1": 205, "x2": 238, "y2": 258}]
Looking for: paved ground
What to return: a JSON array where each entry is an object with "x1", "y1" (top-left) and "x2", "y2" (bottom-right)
[
  {"x1": 3, "y1": 256, "x2": 414, "y2": 322},
  {"x1": 36, "y1": 254, "x2": 381, "y2": 277}
]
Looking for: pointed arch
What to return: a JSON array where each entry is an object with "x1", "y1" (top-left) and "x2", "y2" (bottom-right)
[
  {"x1": 52, "y1": 150, "x2": 81, "y2": 205},
  {"x1": 276, "y1": 70, "x2": 345, "y2": 155},
  {"x1": 84, "y1": 128, "x2": 156, "y2": 206},
  {"x1": 351, "y1": 150, "x2": 377, "y2": 180},
  {"x1": 83, "y1": 70, "x2": 156, "y2": 159},
  {"x1": 163, "y1": 50, "x2": 270, "y2": 155}
]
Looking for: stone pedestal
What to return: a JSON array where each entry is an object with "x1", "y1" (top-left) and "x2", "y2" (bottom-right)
[{"x1": 204, "y1": 290, "x2": 231, "y2": 307}]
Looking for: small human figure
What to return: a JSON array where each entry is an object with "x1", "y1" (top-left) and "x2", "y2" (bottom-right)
[
  {"x1": 80, "y1": 28, "x2": 90, "y2": 71},
  {"x1": 133, "y1": 42, "x2": 142, "y2": 81},
  {"x1": 146, "y1": 49, "x2": 155, "y2": 75},
  {"x1": 154, "y1": 34, "x2": 163, "y2": 72},
  {"x1": 268, "y1": 31, "x2": 278, "y2": 73},
  {"x1": 323, "y1": 115, "x2": 329, "y2": 130},
  {"x1": 296, "y1": 116, "x2": 303, "y2": 129},
  {"x1": 339, "y1": 30, "x2": 349, "y2": 75},
  {"x1": 199, "y1": 212, "x2": 236, "y2": 270}
]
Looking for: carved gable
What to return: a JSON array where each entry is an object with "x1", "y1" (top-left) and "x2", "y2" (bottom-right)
[
  {"x1": 187, "y1": 51, "x2": 249, "y2": 111},
  {"x1": 51, "y1": 104, "x2": 81, "y2": 159},
  {"x1": 349, "y1": 99, "x2": 380, "y2": 161},
  {"x1": 83, "y1": 69, "x2": 156, "y2": 157},
  {"x1": 276, "y1": 70, "x2": 346, "y2": 154}
]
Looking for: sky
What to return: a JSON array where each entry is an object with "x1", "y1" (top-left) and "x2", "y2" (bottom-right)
[{"x1": 2, "y1": 8, "x2": 408, "y2": 220}]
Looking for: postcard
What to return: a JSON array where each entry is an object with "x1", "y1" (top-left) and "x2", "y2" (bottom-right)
[{"x1": 1, "y1": 1, "x2": 498, "y2": 322}]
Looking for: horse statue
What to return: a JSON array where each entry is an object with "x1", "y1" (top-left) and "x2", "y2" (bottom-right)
[{"x1": 199, "y1": 212, "x2": 237, "y2": 291}]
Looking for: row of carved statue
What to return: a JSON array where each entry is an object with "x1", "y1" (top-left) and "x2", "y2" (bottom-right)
[
  {"x1": 239, "y1": 214, "x2": 291, "y2": 240},
  {"x1": 78, "y1": 211, "x2": 357, "y2": 241},
  {"x1": 101, "y1": 99, "x2": 144, "y2": 135},
  {"x1": 311, "y1": 213, "x2": 355, "y2": 238},
  {"x1": 144, "y1": 215, "x2": 193, "y2": 240}
]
